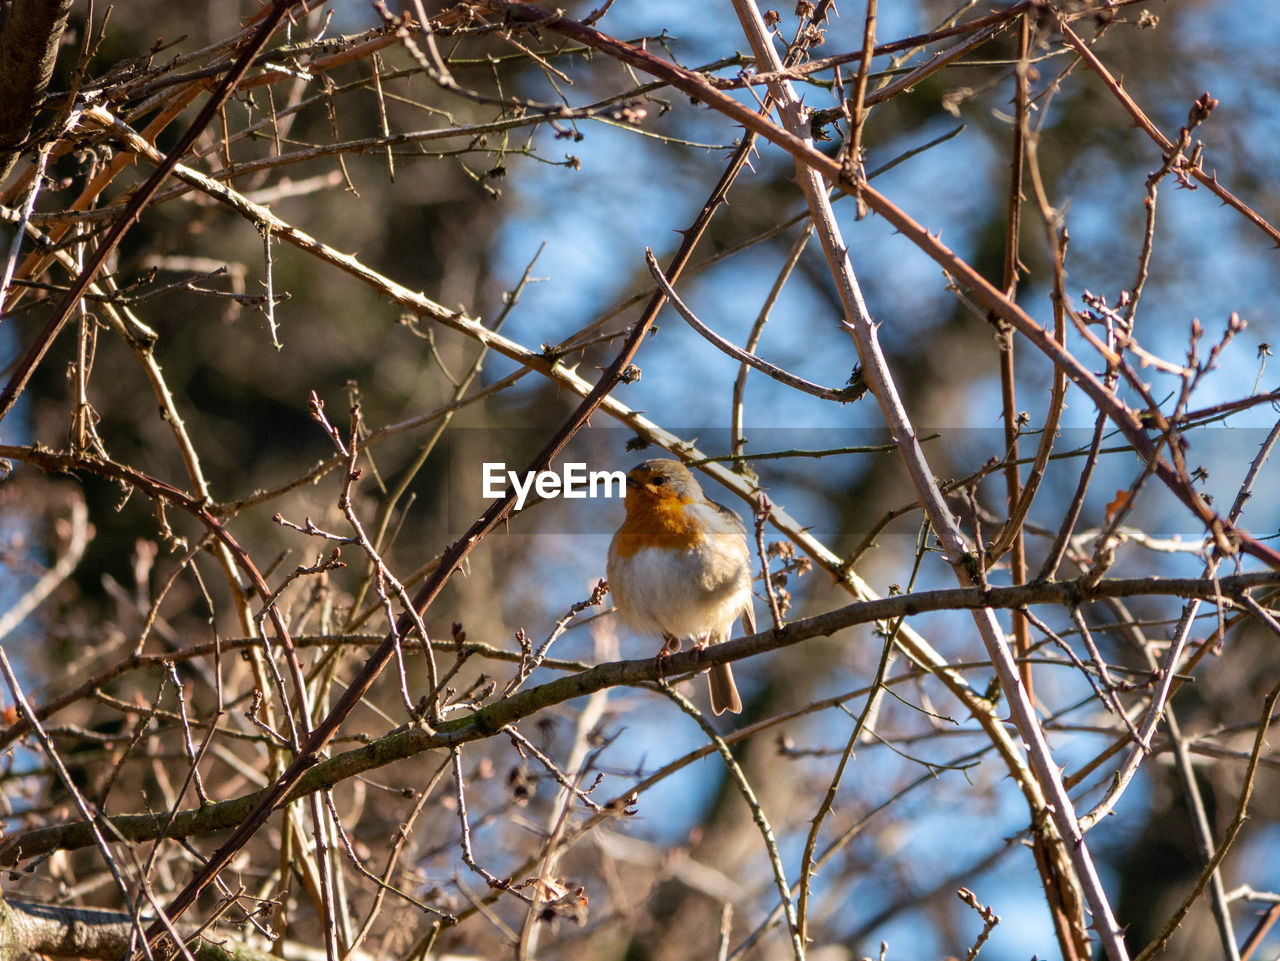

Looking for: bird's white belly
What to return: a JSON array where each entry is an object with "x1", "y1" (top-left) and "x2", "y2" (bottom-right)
[{"x1": 609, "y1": 543, "x2": 747, "y2": 643}]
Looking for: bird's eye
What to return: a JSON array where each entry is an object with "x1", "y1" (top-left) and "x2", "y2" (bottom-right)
[{"x1": 651, "y1": 476, "x2": 666, "y2": 485}]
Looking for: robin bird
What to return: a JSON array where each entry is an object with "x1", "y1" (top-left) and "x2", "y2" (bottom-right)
[{"x1": 607, "y1": 459, "x2": 755, "y2": 714}]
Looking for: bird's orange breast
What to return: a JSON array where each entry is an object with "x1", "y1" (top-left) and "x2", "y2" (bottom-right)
[{"x1": 611, "y1": 494, "x2": 704, "y2": 558}]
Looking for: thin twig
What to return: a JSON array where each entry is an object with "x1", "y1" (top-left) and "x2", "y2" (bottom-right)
[
  {"x1": 659, "y1": 683, "x2": 804, "y2": 961},
  {"x1": 958, "y1": 888, "x2": 1000, "y2": 960},
  {"x1": 0, "y1": 496, "x2": 91, "y2": 643},
  {"x1": 645, "y1": 250, "x2": 859, "y2": 403}
]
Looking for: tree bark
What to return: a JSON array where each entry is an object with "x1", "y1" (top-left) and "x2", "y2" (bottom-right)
[{"x1": 0, "y1": 0, "x2": 73, "y2": 184}]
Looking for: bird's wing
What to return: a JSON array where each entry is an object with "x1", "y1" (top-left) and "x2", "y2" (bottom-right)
[
  {"x1": 709, "y1": 498, "x2": 748, "y2": 536},
  {"x1": 708, "y1": 499, "x2": 756, "y2": 633}
]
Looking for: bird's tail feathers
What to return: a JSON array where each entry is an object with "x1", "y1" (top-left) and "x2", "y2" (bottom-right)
[{"x1": 709, "y1": 662, "x2": 743, "y2": 715}]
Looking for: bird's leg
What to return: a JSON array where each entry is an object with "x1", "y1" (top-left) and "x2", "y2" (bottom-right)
[{"x1": 656, "y1": 633, "x2": 681, "y2": 677}]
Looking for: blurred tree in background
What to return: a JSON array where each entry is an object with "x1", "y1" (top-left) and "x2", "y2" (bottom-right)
[{"x1": 2, "y1": 1, "x2": 1279, "y2": 959}]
